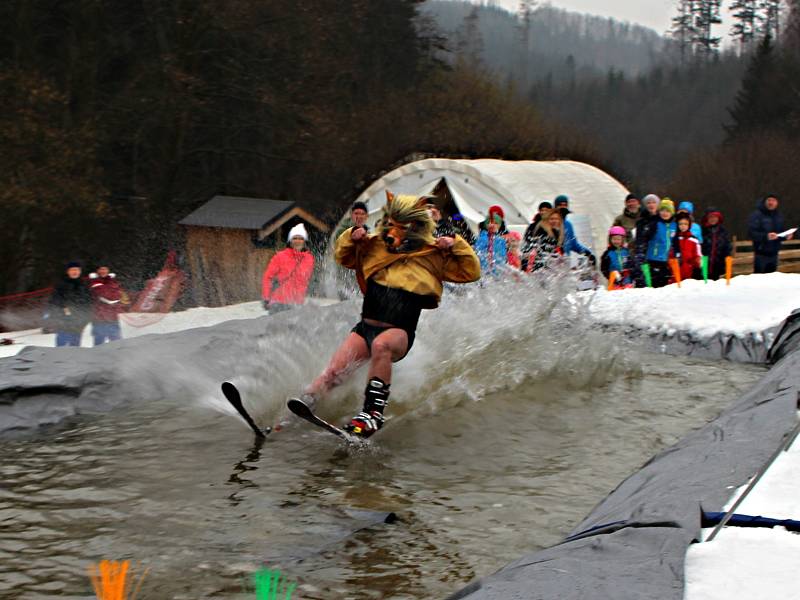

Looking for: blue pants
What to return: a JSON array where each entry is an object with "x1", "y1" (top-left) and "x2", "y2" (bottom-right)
[
  {"x1": 92, "y1": 322, "x2": 122, "y2": 346},
  {"x1": 56, "y1": 332, "x2": 81, "y2": 347}
]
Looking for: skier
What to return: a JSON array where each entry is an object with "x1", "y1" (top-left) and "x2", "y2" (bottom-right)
[
  {"x1": 262, "y1": 224, "x2": 315, "y2": 313},
  {"x1": 290, "y1": 192, "x2": 481, "y2": 438}
]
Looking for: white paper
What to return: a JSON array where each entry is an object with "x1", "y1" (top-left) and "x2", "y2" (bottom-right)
[{"x1": 777, "y1": 228, "x2": 797, "y2": 238}]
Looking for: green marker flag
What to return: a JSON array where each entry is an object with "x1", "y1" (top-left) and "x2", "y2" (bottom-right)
[
  {"x1": 701, "y1": 256, "x2": 709, "y2": 283},
  {"x1": 641, "y1": 263, "x2": 653, "y2": 288},
  {"x1": 254, "y1": 569, "x2": 296, "y2": 600}
]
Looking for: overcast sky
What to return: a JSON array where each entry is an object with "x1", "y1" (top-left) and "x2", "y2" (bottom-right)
[{"x1": 491, "y1": 0, "x2": 735, "y2": 37}]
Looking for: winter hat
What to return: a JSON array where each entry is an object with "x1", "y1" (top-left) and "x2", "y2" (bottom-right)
[
  {"x1": 625, "y1": 193, "x2": 640, "y2": 203},
  {"x1": 66, "y1": 260, "x2": 82, "y2": 270},
  {"x1": 642, "y1": 193, "x2": 660, "y2": 205},
  {"x1": 678, "y1": 201, "x2": 695, "y2": 214},
  {"x1": 505, "y1": 231, "x2": 522, "y2": 241},
  {"x1": 351, "y1": 201, "x2": 368, "y2": 213},
  {"x1": 675, "y1": 210, "x2": 692, "y2": 224},
  {"x1": 608, "y1": 225, "x2": 627, "y2": 237},
  {"x1": 538, "y1": 201, "x2": 552, "y2": 210},
  {"x1": 701, "y1": 207, "x2": 724, "y2": 227},
  {"x1": 488, "y1": 205, "x2": 505, "y2": 220},
  {"x1": 287, "y1": 223, "x2": 308, "y2": 241},
  {"x1": 659, "y1": 198, "x2": 675, "y2": 215},
  {"x1": 554, "y1": 195, "x2": 569, "y2": 207}
]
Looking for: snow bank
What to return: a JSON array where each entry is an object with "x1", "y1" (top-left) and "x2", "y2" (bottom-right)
[{"x1": 589, "y1": 273, "x2": 800, "y2": 339}]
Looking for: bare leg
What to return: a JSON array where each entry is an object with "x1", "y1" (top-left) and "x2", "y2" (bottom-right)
[
  {"x1": 367, "y1": 328, "x2": 409, "y2": 384},
  {"x1": 306, "y1": 333, "x2": 370, "y2": 397}
]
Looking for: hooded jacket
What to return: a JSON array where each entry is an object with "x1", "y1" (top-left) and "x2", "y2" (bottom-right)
[
  {"x1": 672, "y1": 229, "x2": 703, "y2": 280},
  {"x1": 262, "y1": 247, "x2": 315, "y2": 305},
  {"x1": 748, "y1": 198, "x2": 786, "y2": 257},
  {"x1": 49, "y1": 276, "x2": 92, "y2": 333},
  {"x1": 701, "y1": 209, "x2": 732, "y2": 272},
  {"x1": 677, "y1": 202, "x2": 704, "y2": 243},
  {"x1": 643, "y1": 217, "x2": 677, "y2": 263},
  {"x1": 335, "y1": 229, "x2": 480, "y2": 306},
  {"x1": 88, "y1": 273, "x2": 126, "y2": 323}
]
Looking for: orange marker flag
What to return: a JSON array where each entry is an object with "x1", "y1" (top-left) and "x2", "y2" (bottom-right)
[
  {"x1": 725, "y1": 256, "x2": 733, "y2": 285},
  {"x1": 607, "y1": 270, "x2": 619, "y2": 291},
  {"x1": 88, "y1": 560, "x2": 148, "y2": 600},
  {"x1": 669, "y1": 258, "x2": 682, "y2": 288}
]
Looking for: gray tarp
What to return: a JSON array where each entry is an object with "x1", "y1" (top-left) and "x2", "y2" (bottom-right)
[{"x1": 449, "y1": 324, "x2": 800, "y2": 599}]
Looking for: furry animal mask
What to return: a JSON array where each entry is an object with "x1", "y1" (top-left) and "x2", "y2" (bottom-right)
[{"x1": 378, "y1": 191, "x2": 435, "y2": 252}]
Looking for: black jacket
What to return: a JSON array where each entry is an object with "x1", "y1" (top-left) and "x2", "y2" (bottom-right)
[
  {"x1": 49, "y1": 276, "x2": 92, "y2": 333},
  {"x1": 748, "y1": 199, "x2": 786, "y2": 257}
]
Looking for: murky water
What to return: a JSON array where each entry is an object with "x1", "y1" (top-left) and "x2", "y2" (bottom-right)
[{"x1": 0, "y1": 279, "x2": 766, "y2": 599}]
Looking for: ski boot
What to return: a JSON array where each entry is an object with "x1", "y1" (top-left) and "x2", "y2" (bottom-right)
[{"x1": 344, "y1": 377, "x2": 390, "y2": 439}]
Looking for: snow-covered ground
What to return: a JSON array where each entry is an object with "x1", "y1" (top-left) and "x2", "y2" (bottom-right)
[
  {"x1": 0, "y1": 298, "x2": 337, "y2": 359},
  {"x1": 589, "y1": 272, "x2": 800, "y2": 339},
  {"x1": 684, "y1": 412, "x2": 800, "y2": 600}
]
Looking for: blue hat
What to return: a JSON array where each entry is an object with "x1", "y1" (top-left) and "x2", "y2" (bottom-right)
[
  {"x1": 554, "y1": 195, "x2": 569, "y2": 206},
  {"x1": 678, "y1": 201, "x2": 694, "y2": 214}
]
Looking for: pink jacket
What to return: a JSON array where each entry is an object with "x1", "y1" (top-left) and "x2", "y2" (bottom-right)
[{"x1": 262, "y1": 248, "x2": 314, "y2": 305}]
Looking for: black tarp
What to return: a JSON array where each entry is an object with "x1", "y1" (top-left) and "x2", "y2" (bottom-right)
[{"x1": 449, "y1": 322, "x2": 800, "y2": 600}]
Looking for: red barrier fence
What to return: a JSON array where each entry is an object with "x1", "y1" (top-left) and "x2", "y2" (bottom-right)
[{"x1": 0, "y1": 287, "x2": 53, "y2": 333}]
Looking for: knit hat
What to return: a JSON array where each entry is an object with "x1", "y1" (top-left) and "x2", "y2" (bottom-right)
[
  {"x1": 66, "y1": 260, "x2": 82, "y2": 270},
  {"x1": 488, "y1": 205, "x2": 505, "y2": 220},
  {"x1": 505, "y1": 231, "x2": 522, "y2": 241},
  {"x1": 538, "y1": 201, "x2": 552, "y2": 210},
  {"x1": 554, "y1": 195, "x2": 569, "y2": 207},
  {"x1": 701, "y1": 207, "x2": 724, "y2": 227},
  {"x1": 642, "y1": 193, "x2": 661, "y2": 205},
  {"x1": 287, "y1": 223, "x2": 308, "y2": 241},
  {"x1": 625, "y1": 193, "x2": 640, "y2": 203},
  {"x1": 678, "y1": 201, "x2": 695, "y2": 214},
  {"x1": 659, "y1": 198, "x2": 675, "y2": 215}
]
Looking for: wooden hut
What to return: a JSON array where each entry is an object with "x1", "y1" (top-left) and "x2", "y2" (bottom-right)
[{"x1": 179, "y1": 195, "x2": 328, "y2": 307}]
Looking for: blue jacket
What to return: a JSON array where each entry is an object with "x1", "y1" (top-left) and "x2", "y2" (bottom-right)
[
  {"x1": 562, "y1": 218, "x2": 593, "y2": 256},
  {"x1": 600, "y1": 247, "x2": 631, "y2": 281},
  {"x1": 645, "y1": 219, "x2": 677, "y2": 262},
  {"x1": 748, "y1": 198, "x2": 787, "y2": 257},
  {"x1": 474, "y1": 230, "x2": 508, "y2": 276}
]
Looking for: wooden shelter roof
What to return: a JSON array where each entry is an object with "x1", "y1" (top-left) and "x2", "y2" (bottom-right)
[{"x1": 179, "y1": 195, "x2": 295, "y2": 230}]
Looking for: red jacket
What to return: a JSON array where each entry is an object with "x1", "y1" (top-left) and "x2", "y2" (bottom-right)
[
  {"x1": 671, "y1": 231, "x2": 702, "y2": 280},
  {"x1": 262, "y1": 248, "x2": 315, "y2": 305},
  {"x1": 88, "y1": 273, "x2": 126, "y2": 323}
]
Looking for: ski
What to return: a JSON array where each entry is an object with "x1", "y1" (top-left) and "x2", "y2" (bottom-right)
[
  {"x1": 221, "y1": 382, "x2": 270, "y2": 438},
  {"x1": 287, "y1": 397, "x2": 365, "y2": 444}
]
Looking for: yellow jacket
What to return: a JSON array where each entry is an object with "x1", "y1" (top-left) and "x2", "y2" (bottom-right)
[{"x1": 335, "y1": 229, "x2": 481, "y2": 305}]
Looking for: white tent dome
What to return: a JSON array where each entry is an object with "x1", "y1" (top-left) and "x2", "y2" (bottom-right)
[{"x1": 348, "y1": 158, "x2": 630, "y2": 257}]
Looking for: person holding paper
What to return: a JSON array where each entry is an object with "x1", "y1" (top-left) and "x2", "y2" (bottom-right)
[{"x1": 748, "y1": 194, "x2": 793, "y2": 274}]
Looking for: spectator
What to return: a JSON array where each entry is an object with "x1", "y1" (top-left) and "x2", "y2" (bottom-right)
[
  {"x1": 677, "y1": 201, "x2": 704, "y2": 243},
  {"x1": 522, "y1": 203, "x2": 552, "y2": 261},
  {"x1": 48, "y1": 261, "x2": 92, "y2": 347},
  {"x1": 522, "y1": 210, "x2": 565, "y2": 272},
  {"x1": 335, "y1": 201, "x2": 370, "y2": 238},
  {"x1": 88, "y1": 263, "x2": 128, "y2": 345},
  {"x1": 600, "y1": 226, "x2": 633, "y2": 288},
  {"x1": 262, "y1": 224, "x2": 315, "y2": 313},
  {"x1": 553, "y1": 195, "x2": 595, "y2": 263},
  {"x1": 612, "y1": 193, "x2": 642, "y2": 244},
  {"x1": 531, "y1": 201, "x2": 553, "y2": 228},
  {"x1": 672, "y1": 211, "x2": 703, "y2": 281},
  {"x1": 748, "y1": 194, "x2": 793, "y2": 274},
  {"x1": 505, "y1": 231, "x2": 522, "y2": 269},
  {"x1": 335, "y1": 202, "x2": 370, "y2": 298},
  {"x1": 633, "y1": 194, "x2": 661, "y2": 286},
  {"x1": 474, "y1": 206, "x2": 508, "y2": 277},
  {"x1": 478, "y1": 204, "x2": 508, "y2": 235},
  {"x1": 701, "y1": 207, "x2": 732, "y2": 281},
  {"x1": 641, "y1": 198, "x2": 677, "y2": 288},
  {"x1": 451, "y1": 213, "x2": 475, "y2": 245},
  {"x1": 428, "y1": 203, "x2": 457, "y2": 239}
]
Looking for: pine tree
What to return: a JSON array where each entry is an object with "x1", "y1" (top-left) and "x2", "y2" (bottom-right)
[
  {"x1": 694, "y1": 0, "x2": 723, "y2": 60},
  {"x1": 516, "y1": 1, "x2": 537, "y2": 90},
  {"x1": 786, "y1": 0, "x2": 800, "y2": 51},
  {"x1": 456, "y1": 5, "x2": 484, "y2": 65},
  {"x1": 730, "y1": 0, "x2": 759, "y2": 53},
  {"x1": 670, "y1": 0, "x2": 697, "y2": 65},
  {"x1": 758, "y1": 1, "x2": 783, "y2": 40}
]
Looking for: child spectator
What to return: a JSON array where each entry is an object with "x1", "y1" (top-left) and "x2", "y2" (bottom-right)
[
  {"x1": 505, "y1": 231, "x2": 522, "y2": 269},
  {"x1": 600, "y1": 226, "x2": 633, "y2": 288},
  {"x1": 701, "y1": 207, "x2": 732, "y2": 281},
  {"x1": 672, "y1": 211, "x2": 703, "y2": 281},
  {"x1": 475, "y1": 206, "x2": 508, "y2": 277},
  {"x1": 641, "y1": 198, "x2": 677, "y2": 288},
  {"x1": 522, "y1": 210, "x2": 565, "y2": 272},
  {"x1": 88, "y1": 263, "x2": 128, "y2": 345},
  {"x1": 677, "y1": 201, "x2": 704, "y2": 243},
  {"x1": 48, "y1": 261, "x2": 92, "y2": 347}
]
